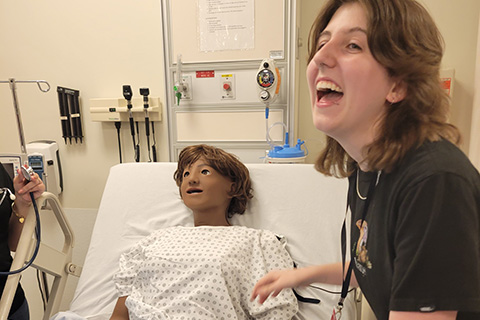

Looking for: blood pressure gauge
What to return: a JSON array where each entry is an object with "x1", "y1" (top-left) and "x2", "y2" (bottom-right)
[{"x1": 256, "y1": 59, "x2": 281, "y2": 104}]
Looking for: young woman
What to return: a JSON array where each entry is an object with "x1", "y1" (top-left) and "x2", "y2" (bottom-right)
[
  {"x1": 110, "y1": 145, "x2": 298, "y2": 320},
  {"x1": 251, "y1": 1, "x2": 480, "y2": 319},
  {"x1": 0, "y1": 165, "x2": 44, "y2": 319}
]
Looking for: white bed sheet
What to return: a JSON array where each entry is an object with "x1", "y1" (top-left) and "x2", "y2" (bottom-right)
[{"x1": 55, "y1": 163, "x2": 356, "y2": 320}]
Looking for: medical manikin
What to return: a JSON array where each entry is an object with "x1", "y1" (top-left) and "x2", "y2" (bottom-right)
[{"x1": 109, "y1": 144, "x2": 298, "y2": 320}]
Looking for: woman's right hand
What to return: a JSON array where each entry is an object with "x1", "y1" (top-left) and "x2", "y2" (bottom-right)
[
  {"x1": 251, "y1": 263, "x2": 349, "y2": 304},
  {"x1": 250, "y1": 268, "x2": 302, "y2": 304}
]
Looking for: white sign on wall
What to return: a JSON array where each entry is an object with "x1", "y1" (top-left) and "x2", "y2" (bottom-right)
[{"x1": 198, "y1": 0, "x2": 255, "y2": 52}]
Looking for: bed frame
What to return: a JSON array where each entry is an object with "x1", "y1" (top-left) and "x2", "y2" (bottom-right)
[{"x1": 0, "y1": 192, "x2": 80, "y2": 320}]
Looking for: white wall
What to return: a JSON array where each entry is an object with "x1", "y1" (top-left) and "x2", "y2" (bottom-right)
[
  {"x1": 296, "y1": 1, "x2": 328, "y2": 164},
  {"x1": 421, "y1": 0, "x2": 480, "y2": 156}
]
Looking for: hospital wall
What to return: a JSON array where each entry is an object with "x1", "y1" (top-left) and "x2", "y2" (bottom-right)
[{"x1": 0, "y1": 0, "x2": 479, "y2": 319}]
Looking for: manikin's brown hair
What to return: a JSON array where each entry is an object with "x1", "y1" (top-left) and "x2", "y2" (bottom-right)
[
  {"x1": 309, "y1": 0, "x2": 460, "y2": 177},
  {"x1": 174, "y1": 144, "x2": 253, "y2": 218}
]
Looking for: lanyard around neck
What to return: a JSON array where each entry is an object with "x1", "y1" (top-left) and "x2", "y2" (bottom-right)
[{"x1": 338, "y1": 169, "x2": 379, "y2": 310}]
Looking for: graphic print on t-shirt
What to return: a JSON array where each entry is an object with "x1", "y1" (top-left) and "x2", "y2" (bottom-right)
[{"x1": 354, "y1": 219, "x2": 372, "y2": 276}]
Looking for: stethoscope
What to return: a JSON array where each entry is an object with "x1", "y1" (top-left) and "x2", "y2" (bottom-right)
[
  {"x1": 0, "y1": 166, "x2": 41, "y2": 276},
  {"x1": 0, "y1": 187, "x2": 16, "y2": 207}
]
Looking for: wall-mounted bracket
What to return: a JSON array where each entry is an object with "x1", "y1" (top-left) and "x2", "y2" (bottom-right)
[{"x1": 89, "y1": 97, "x2": 162, "y2": 122}]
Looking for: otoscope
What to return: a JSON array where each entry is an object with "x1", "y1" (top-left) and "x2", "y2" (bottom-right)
[
  {"x1": 123, "y1": 85, "x2": 140, "y2": 162},
  {"x1": 140, "y1": 88, "x2": 152, "y2": 162}
]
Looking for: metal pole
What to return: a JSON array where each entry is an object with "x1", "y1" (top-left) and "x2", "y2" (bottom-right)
[
  {"x1": 8, "y1": 78, "x2": 27, "y2": 155},
  {"x1": 0, "y1": 78, "x2": 50, "y2": 157}
]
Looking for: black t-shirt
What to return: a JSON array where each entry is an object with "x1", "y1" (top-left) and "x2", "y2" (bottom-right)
[
  {"x1": 349, "y1": 140, "x2": 480, "y2": 320},
  {"x1": 0, "y1": 164, "x2": 26, "y2": 315}
]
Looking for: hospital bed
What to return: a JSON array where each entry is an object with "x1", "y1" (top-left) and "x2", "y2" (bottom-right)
[{"x1": 8, "y1": 162, "x2": 360, "y2": 319}]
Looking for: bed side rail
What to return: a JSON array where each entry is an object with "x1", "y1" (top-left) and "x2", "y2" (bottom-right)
[{"x1": 0, "y1": 192, "x2": 79, "y2": 320}]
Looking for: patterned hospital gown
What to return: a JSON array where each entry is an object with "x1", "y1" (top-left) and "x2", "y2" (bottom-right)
[{"x1": 113, "y1": 226, "x2": 298, "y2": 320}]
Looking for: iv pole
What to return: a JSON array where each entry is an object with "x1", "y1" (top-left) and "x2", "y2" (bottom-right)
[
  {"x1": 0, "y1": 78, "x2": 51, "y2": 156},
  {"x1": 0, "y1": 78, "x2": 52, "y2": 318}
]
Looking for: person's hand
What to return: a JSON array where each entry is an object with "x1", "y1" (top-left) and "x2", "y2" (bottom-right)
[
  {"x1": 251, "y1": 268, "x2": 301, "y2": 304},
  {"x1": 13, "y1": 168, "x2": 45, "y2": 206}
]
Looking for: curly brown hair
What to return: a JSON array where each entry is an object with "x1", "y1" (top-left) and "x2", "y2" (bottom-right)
[
  {"x1": 308, "y1": 0, "x2": 460, "y2": 177},
  {"x1": 174, "y1": 144, "x2": 253, "y2": 218}
]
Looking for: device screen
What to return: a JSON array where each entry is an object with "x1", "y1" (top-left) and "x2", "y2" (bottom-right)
[{"x1": 1, "y1": 163, "x2": 15, "y2": 180}]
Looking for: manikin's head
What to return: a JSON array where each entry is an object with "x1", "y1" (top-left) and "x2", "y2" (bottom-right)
[{"x1": 174, "y1": 145, "x2": 253, "y2": 223}]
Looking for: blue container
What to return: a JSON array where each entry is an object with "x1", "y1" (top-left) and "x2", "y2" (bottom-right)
[{"x1": 268, "y1": 135, "x2": 306, "y2": 159}]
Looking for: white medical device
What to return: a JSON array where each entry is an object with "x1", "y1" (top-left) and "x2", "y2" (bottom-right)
[
  {"x1": 256, "y1": 58, "x2": 281, "y2": 105},
  {"x1": 0, "y1": 154, "x2": 23, "y2": 180},
  {"x1": 256, "y1": 58, "x2": 287, "y2": 150},
  {"x1": 26, "y1": 140, "x2": 63, "y2": 196}
]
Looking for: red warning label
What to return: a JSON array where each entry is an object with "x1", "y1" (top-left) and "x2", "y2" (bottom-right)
[{"x1": 196, "y1": 71, "x2": 215, "y2": 78}]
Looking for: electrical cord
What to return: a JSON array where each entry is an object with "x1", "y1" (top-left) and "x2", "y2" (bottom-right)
[
  {"x1": 308, "y1": 284, "x2": 356, "y2": 295},
  {"x1": 135, "y1": 121, "x2": 140, "y2": 162},
  {"x1": 36, "y1": 269, "x2": 48, "y2": 311},
  {"x1": 115, "y1": 121, "x2": 122, "y2": 163},
  {"x1": 293, "y1": 285, "x2": 356, "y2": 305},
  {"x1": 140, "y1": 88, "x2": 152, "y2": 162},
  {"x1": 146, "y1": 127, "x2": 152, "y2": 162},
  {"x1": 291, "y1": 262, "x2": 356, "y2": 305},
  {"x1": 42, "y1": 271, "x2": 49, "y2": 301},
  {"x1": 151, "y1": 122, "x2": 158, "y2": 162}
]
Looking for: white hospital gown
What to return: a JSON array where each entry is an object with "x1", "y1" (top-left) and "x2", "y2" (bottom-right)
[{"x1": 113, "y1": 226, "x2": 298, "y2": 320}]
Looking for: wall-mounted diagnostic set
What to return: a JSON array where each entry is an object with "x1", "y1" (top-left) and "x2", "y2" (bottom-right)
[{"x1": 89, "y1": 86, "x2": 161, "y2": 163}]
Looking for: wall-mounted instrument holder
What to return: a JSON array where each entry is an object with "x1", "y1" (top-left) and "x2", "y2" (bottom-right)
[
  {"x1": 89, "y1": 97, "x2": 162, "y2": 122},
  {"x1": 57, "y1": 86, "x2": 83, "y2": 144}
]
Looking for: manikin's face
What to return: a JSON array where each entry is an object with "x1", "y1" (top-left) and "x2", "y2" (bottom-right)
[
  {"x1": 180, "y1": 158, "x2": 233, "y2": 219},
  {"x1": 306, "y1": 3, "x2": 396, "y2": 147}
]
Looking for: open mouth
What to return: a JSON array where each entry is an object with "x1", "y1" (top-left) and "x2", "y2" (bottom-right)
[
  {"x1": 186, "y1": 188, "x2": 203, "y2": 194},
  {"x1": 316, "y1": 81, "x2": 343, "y2": 103}
]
